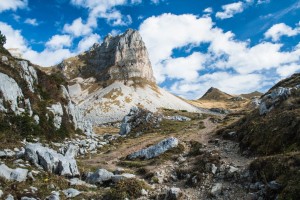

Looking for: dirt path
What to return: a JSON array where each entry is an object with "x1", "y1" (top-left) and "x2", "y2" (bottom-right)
[{"x1": 81, "y1": 118, "x2": 218, "y2": 170}]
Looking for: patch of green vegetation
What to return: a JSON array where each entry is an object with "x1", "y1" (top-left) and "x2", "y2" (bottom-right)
[
  {"x1": 103, "y1": 178, "x2": 149, "y2": 200},
  {"x1": 250, "y1": 152, "x2": 300, "y2": 200}
]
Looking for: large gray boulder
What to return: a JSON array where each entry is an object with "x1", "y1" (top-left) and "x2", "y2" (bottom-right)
[
  {"x1": 24, "y1": 143, "x2": 79, "y2": 177},
  {"x1": 128, "y1": 137, "x2": 179, "y2": 160},
  {"x1": 85, "y1": 169, "x2": 114, "y2": 184},
  {"x1": 0, "y1": 164, "x2": 28, "y2": 182},
  {"x1": 46, "y1": 191, "x2": 60, "y2": 200}
]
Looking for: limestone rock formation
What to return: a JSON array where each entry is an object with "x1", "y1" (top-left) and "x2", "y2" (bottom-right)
[
  {"x1": 58, "y1": 29, "x2": 155, "y2": 84},
  {"x1": 55, "y1": 29, "x2": 201, "y2": 124},
  {"x1": 128, "y1": 137, "x2": 179, "y2": 160},
  {"x1": 24, "y1": 143, "x2": 80, "y2": 177}
]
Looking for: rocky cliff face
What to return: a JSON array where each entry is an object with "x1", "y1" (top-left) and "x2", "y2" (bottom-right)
[{"x1": 58, "y1": 29, "x2": 155, "y2": 85}]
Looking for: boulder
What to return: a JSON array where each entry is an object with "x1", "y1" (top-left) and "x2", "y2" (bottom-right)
[
  {"x1": 0, "y1": 189, "x2": 3, "y2": 198},
  {"x1": 111, "y1": 173, "x2": 136, "y2": 182},
  {"x1": 0, "y1": 164, "x2": 28, "y2": 182},
  {"x1": 62, "y1": 188, "x2": 81, "y2": 198},
  {"x1": 211, "y1": 183, "x2": 223, "y2": 196},
  {"x1": 68, "y1": 178, "x2": 96, "y2": 188},
  {"x1": 24, "y1": 143, "x2": 79, "y2": 177},
  {"x1": 85, "y1": 169, "x2": 114, "y2": 184},
  {"x1": 46, "y1": 191, "x2": 60, "y2": 200},
  {"x1": 167, "y1": 187, "x2": 182, "y2": 200},
  {"x1": 120, "y1": 107, "x2": 162, "y2": 135},
  {"x1": 128, "y1": 137, "x2": 178, "y2": 160},
  {"x1": 5, "y1": 194, "x2": 14, "y2": 200}
]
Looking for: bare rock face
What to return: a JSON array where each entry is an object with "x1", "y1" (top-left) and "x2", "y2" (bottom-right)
[{"x1": 59, "y1": 29, "x2": 155, "y2": 84}]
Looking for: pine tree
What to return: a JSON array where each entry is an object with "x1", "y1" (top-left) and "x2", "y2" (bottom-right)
[{"x1": 0, "y1": 31, "x2": 6, "y2": 47}]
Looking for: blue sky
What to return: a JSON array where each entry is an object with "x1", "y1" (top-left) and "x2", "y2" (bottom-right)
[{"x1": 0, "y1": 0, "x2": 300, "y2": 99}]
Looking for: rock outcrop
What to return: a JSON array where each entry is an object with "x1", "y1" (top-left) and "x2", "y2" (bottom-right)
[
  {"x1": 24, "y1": 143, "x2": 80, "y2": 177},
  {"x1": 0, "y1": 164, "x2": 28, "y2": 182},
  {"x1": 119, "y1": 107, "x2": 162, "y2": 135},
  {"x1": 128, "y1": 137, "x2": 179, "y2": 160}
]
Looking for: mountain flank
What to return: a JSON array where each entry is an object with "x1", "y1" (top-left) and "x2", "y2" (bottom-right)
[{"x1": 50, "y1": 29, "x2": 202, "y2": 124}]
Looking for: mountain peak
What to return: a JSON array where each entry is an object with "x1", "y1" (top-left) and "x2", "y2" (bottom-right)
[
  {"x1": 58, "y1": 28, "x2": 155, "y2": 84},
  {"x1": 200, "y1": 87, "x2": 233, "y2": 100}
]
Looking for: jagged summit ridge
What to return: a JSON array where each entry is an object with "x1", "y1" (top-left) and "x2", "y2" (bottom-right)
[{"x1": 58, "y1": 29, "x2": 155, "y2": 84}]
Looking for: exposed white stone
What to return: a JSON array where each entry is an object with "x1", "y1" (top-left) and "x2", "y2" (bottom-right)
[
  {"x1": 18, "y1": 61, "x2": 38, "y2": 93},
  {"x1": 212, "y1": 164, "x2": 218, "y2": 174},
  {"x1": 65, "y1": 144, "x2": 79, "y2": 158},
  {"x1": 21, "y1": 197, "x2": 37, "y2": 200},
  {"x1": 2, "y1": 56, "x2": 8, "y2": 62},
  {"x1": 25, "y1": 99, "x2": 33, "y2": 116},
  {"x1": 24, "y1": 143, "x2": 80, "y2": 177},
  {"x1": 0, "y1": 164, "x2": 28, "y2": 182},
  {"x1": 211, "y1": 183, "x2": 223, "y2": 196},
  {"x1": 0, "y1": 73, "x2": 24, "y2": 114},
  {"x1": 111, "y1": 173, "x2": 136, "y2": 182},
  {"x1": 0, "y1": 149, "x2": 16, "y2": 158},
  {"x1": 5, "y1": 194, "x2": 14, "y2": 200},
  {"x1": 46, "y1": 191, "x2": 60, "y2": 200},
  {"x1": 33, "y1": 115, "x2": 39, "y2": 124},
  {"x1": 128, "y1": 137, "x2": 179, "y2": 160},
  {"x1": 47, "y1": 103, "x2": 63, "y2": 129},
  {"x1": 62, "y1": 188, "x2": 81, "y2": 198},
  {"x1": 164, "y1": 115, "x2": 191, "y2": 121},
  {"x1": 0, "y1": 189, "x2": 3, "y2": 198},
  {"x1": 85, "y1": 169, "x2": 114, "y2": 184},
  {"x1": 68, "y1": 178, "x2": 97, "y2": 188},
  {"x1": 61, "y1": 85, "x2": 94, "y2": 136},
  {"x1": 259, "y1": 87, "x2": 292, "y2": 115},
  {"x1": 167, "y1": 187, "x2": 182, "y2": 199}
]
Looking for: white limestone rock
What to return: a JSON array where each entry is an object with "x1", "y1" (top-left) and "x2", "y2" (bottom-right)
[
  {"x1": 47, "y1": 103, "x2": 63, "y2": 129},
  {"x1": 68, "y1": 178, "x2": 96, "y2": 188},
  {"x1": 0, "y1": 164, "x2": 28, "y2": 182},
  {"x1": 62, "y1": 188, "x2": 81, "y2": 198},
  {"x1": 65, "y1": 144, "x2": 79, "y2": 158},
  {"x1": 0, "y1": 190, "x2": 3, "y2": 198},
  {"x1": 0, "y1": 73, "x2": 24, "y2": 114},
  {"x1": 164, "y1": 115, "x2": 191, "y2": 121},
  {"x1": 128, "y1": 137, "x2": 179, "y2": 160},
  {"x1": 111, "y1": 173, "x2": 136, "y2": 183},
  {"x1": 211, "y1": 183, "x2": 223, "y2": 196},
  {"x1": 61, "y1": 85, "x2": 94, "y2": 136},
  {"x1": 259, "y1": 87, "x2": 292, "y2": 115},
  {"x1": 0, "y1": 149, "x2": 16, "y2": 158},
  {"x1": 18, "y1": 61, "x2": 38, "y2": 93},
  {"x1": 46, "y1": 191, "x2": 60, "y2": 200},
  {"x1": 85, "y1": 169, "x2": 114, "y2": 184},
  {"x1": 5, "y1": 194, "x2": 14, "y2": 200},
  {"x1": 24, "y1": 143, "x2": 79, "y2": 177}
]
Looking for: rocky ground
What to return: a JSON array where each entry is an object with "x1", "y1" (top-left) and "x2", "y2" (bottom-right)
[{"x1": 0, "y1": 108, "x2": 278, "y2": 200}]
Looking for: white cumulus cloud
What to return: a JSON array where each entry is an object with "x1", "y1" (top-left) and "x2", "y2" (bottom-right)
[
  {"x1": 77, "y1": 33, "x2": 100, "y2": 53},
  {"x1": 0, "y1": 0, "x2": 28, "y2": 13},
  {"x1": 216, "y1": 2, "x2": 244, "y2": 19},
  {"x1": 24, "y1": 18, "x2": 39, "y2": 26},
  {"x1": 46, "y1": 35, "x2": 72, "y2": 50},
  {"x1": 264, "y1": 22, "x2": 300, "y2": 41}
]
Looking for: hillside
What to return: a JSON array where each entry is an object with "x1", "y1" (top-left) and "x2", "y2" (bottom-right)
[
  {"x1": 217, "y1": 73, "x2": 300, "y2": 199},
  {"x1": 0, "y1": 48, "x2": 93, "y2": 147}
]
